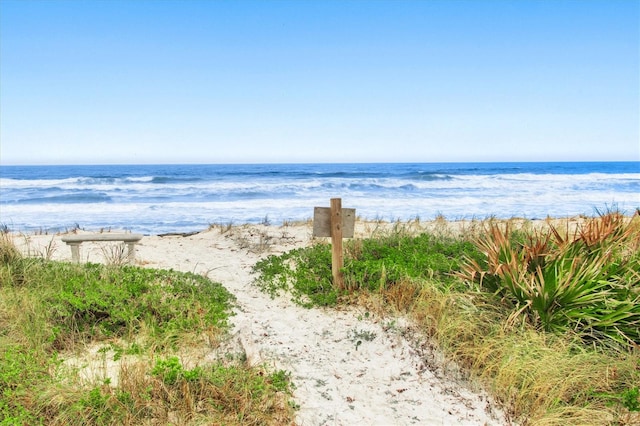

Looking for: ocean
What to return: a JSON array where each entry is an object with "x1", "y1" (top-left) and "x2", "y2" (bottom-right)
[{"x1": 1, "y1": 162, "x2": 638, "y2": 235}]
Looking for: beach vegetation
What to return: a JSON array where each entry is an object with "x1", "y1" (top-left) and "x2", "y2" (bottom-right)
[
  {"x1": 0, "y1": 240, "x2": 295, "y2": 425},
  {"x1": 459, "y1": 212, "x2": 640, "y2": 349},
  {"x1": 99, "y1": 242, "x2": 129, "y2": 266},
  {"x1": 261, "y1": 215, "x2": 272, "y2": 226},
  {"x1": 253, "y1": 212, "x2": 640, "y2": 425},
  {"x1": 253, "y1": 229, "x2": 480, "y2": 306},
  {"x1": 254, "y1": 242, "x2": 335, "y2": 307},
  {"x1": 348, "y1": 328, "x2": 377, "y2": 350}
]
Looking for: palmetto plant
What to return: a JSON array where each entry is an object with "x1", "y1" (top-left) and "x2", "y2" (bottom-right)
[{"x1": 460, "y1": 213, "x2": 640, "y2": 349}]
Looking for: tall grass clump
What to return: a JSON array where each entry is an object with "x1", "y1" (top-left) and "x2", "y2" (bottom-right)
[
  {"x1": 0, "y1": 235, "x2": 295, "y2": 425},
  {"x1": 411, "y1": 285, "x2": 640, "y2": 425},
  {"x1": 460, "y1": 212, "x2": 640, "y2": 350}
]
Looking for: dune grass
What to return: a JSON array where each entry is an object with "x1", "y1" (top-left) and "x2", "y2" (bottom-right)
[
  {"x1": 0, "y1": 234, "x2": 295, "y2": 425},
  {"x1": 253, "y1": 212, "x2": 640, "y2": 425}
]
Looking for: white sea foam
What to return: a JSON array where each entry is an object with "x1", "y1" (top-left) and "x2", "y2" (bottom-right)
[{"x1": 1, "y1": 164, "x2": 638, "y2": 234}]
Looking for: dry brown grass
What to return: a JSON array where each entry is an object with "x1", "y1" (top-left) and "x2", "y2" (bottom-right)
[{"x1": 348, "y1": 215, "x2": 640, "y2": 425}]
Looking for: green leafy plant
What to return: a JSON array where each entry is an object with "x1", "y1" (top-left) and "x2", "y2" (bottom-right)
[
  {"x1": 607, "y1": 386, "x2": 640, "y2": 413},
  {"x1": 253, "y1": 232, "x2": 482, "y2": 307},
  {"x1": 348, "y1": 328, "x2": 377, "y2": 350},
  {"x1": 253, "y1": 243, "x2": 336, "y2": 307},
  {"x1": 269, "y1": 369, "x2": 294, "y2": 393},
  {"x1": 349, "y1": 328, "x2": 377, "y2": 342},
  {"x1": 622, "y1": 387, "x2": 640, "y2": 412},
  {"x1": 459, "y1": 213, "x2": 640, "y2": 349},
  {"x1": 152, "y1": 356, "x2": 203, "y2": 385}
]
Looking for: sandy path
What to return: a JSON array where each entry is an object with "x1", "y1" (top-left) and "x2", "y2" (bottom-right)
[{"x1": 16, "y1": 223, "x2": 508, "y2": 426}]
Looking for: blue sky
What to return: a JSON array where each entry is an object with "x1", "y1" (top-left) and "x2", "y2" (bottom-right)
[{"x1": 1, "y1": 0, "x2": 638, "y2": 165}]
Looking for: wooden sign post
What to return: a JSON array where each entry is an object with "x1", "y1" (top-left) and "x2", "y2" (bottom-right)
[{"x1": 313, "y1": 198, "x2": 355, "y2": 290}]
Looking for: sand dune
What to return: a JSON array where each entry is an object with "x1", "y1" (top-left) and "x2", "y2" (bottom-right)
[{"x1": 15, "y1": 221, "x2": 510, "y2": 425}]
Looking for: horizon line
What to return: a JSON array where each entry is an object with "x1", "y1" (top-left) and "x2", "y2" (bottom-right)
[{"x1": 2, "y1": 159, "x2": 639, "y2": 167}]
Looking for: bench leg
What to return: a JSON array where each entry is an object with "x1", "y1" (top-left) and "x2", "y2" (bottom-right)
[
  {"x1": 68, "y1": 243, "x2": 81, "y2": 263},
  {"x1": 126, "y1": 243, "x2": 136, "y2": 264}
]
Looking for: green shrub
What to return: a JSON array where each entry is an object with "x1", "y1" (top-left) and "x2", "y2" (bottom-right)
[
  {"x1": 344, "y1": 233, "x2": 480, "y2": 291},
  {"x1": 253, "y1": 232, "x2": 482, "y2": 307},
  {"x1": 460, "y1": 213, "x2": 640, "y2": 349},
  {"x1": 0, "y1": 246, "x2": 261, "y2": 424},
  {"x1": 0, "y1": 262, "x2": 236, "y2": 350},
  {"x1": 152, "y1": 356, "x2": 203, "y2": 385},
  {"x1": 253, "y1": 244, "x2": 336, "y2": 307}
]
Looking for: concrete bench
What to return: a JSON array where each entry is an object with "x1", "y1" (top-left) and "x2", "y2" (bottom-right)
[{"x1": 61, "y1": 233, "x2": 144, "y2": 264}]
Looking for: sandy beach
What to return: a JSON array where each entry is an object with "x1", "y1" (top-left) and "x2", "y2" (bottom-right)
[{"x1": 13, "y1": 220, "x2": 510, "y2": 425}]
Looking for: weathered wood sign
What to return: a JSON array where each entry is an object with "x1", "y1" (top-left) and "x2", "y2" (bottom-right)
[
  {"x1": 312, "y1": 198, "x2": 355, "y2": 290},
  {"x1": 312, "y1": 206, "x2": 356, "y2": 237}
]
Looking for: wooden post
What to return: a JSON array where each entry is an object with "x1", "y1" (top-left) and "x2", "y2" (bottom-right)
[
  {"x1": 313, "y1": 198, "x2": 354, "y2": 290},
  {"x1": 330, "y1": 197, "x2": 344, "y2": 290}
]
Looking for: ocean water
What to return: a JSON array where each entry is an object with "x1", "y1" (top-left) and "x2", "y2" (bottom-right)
[{"x1": 1, "y1": 162, "x2": 638, "y2": 235}]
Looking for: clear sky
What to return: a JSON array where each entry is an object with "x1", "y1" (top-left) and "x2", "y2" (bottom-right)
[{"x1": 1, "y1": 0, "x2": 638, "y2": 165}]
